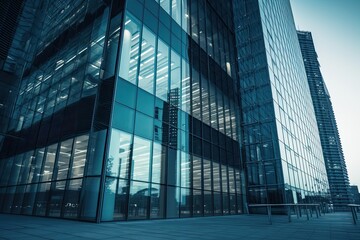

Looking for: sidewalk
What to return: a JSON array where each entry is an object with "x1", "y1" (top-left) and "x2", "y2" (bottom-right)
[{"x1": 0, "y1": 212, "x2": 359, "y2": 239}]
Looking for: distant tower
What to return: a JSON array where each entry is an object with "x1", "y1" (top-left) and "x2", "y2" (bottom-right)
[
  {"x1": 234, "y1": 0, "x2": 330, "y2": 206},
  {"x1": 297, "y1": 30, "x2": 352, "y2": 210}
]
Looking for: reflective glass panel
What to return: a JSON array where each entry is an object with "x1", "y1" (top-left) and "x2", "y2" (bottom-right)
[
  {"x1": 71, "y1": 135, "x2": 89, "y2": 178},
  {"x1": 119, "y1": 13, "x2": 141, "y2": 84},
  {"x1": 156, "y1": 39, "x2": 169, "y2": 101},
  {"x1": 41, "y1": 145, "x2": 57, "y2": 182},
  {"x1": 131, "y1": 136, "x2": 151, "y2": 182},
  {"x1": 138, "y1": 26, "x2": 156, "y2": 94},
  {"x1": 56, "y1": 139, "x2": 73, "y2": 180},
  {"x1": 128, "y1": 181, "x2": 149, "y2": 220},
  {"x1": 107, "y1": 129, "x2": 132, "y2": 179}
]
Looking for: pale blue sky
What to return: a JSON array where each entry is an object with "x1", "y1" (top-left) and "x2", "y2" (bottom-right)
[{"x1": 290, "y1": 0, "x2": 360, "y2": 187}]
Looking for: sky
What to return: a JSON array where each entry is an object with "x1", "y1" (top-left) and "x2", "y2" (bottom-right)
[{"x1": 290, "y1": 0, "x2": 360, "y2": 187}]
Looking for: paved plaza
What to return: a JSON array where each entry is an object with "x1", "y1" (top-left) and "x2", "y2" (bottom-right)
[{"x1": 0, "y1": 212, "x2": 359, "y2": 239}]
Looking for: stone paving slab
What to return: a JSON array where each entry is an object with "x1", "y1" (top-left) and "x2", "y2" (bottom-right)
[{"x1": 0, "y1": 212, "x2": 359, "y2": 239}]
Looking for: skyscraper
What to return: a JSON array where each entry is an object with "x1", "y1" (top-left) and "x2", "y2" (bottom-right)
[
  {"x1": 0, "y1": 0, "x2": 24, "y2": 138},
  {"x1": 0, "y1": 0, "x2": 245, "y2": 222},
  {"x1": 234, "y1": 0, "x2": 330, "y2": 206},
  {"x1": 297, "y1": 30, "x2": 351, "y2": 210},
  {"x1": 0, "y1": 0, "x2": 41, "y2": 152}
]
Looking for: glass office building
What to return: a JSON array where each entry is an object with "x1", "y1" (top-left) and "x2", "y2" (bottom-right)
[
  {"x1": 0, "y1": 0, "x2": 245, "y2": 222},
  {"x1": 234, "y1": 0, "x2": 330, "y2": 205},
  {"x1": 298, "y1": 31, "x2": 351, "y2": 210},
  {"x1": 0, "y1": 0, "x2": 32, "y2": 141}
]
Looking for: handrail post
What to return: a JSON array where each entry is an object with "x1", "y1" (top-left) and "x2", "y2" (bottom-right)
[
  {"x1": 267, "y1": 205, "x2": 272, "y2": 225},
  {"x1": 351, "y1": 207, "x2": 357, "y2": 224},
  {"x1": 296, "y1": 205, "x2": 299, "y2": 218},
  {"x1": 348, "y1": 204, "x2": 360, "y2": 224},
  {"x1": 355, "y1": 207, "x2": 358, "y2": 220},
  {"x1": 306, "y1": 205, "x2": 309, "y2": 220},
  {"x1": 288, "y1": 205, "x2": 291, "y2": 222},
  {"x1": 315, "y1": 205, "x2": 319, "y2": 218}
]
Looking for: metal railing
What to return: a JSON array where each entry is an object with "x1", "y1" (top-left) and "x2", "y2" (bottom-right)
[
  {"x1": 348, "y1": 204, "x2": 360, "y2": 224},
  {"x1": 248, "y1": 203, "x2": 322, "y2": 224}
]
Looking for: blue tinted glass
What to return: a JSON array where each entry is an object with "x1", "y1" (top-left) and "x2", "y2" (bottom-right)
[
  {"x1": 135, "y1": 112, "x2": 153, "y2": 140},
  {"x1": 113, "y1": 103, "x2": 135, "y2": 133},
  {"x1": 116, "y1": 79, "x2": 137, "y2": 108},
  {"x1": 127, "y1": 0, "x2": 144, "y2": 20},
  {"x1": 137, "y1": 89, "x2": 155, "y2": 117}
]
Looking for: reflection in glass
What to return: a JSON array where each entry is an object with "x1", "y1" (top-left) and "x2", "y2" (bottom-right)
[
  {"x1": 193, "y1": 156, "x2": 202, "y2": 190},
  {"x1": 214, "y1": 192, "x2": 222, "y2": 215},
  {"x1": 21, "y1": 184, "x2": 38, "y2": 215},
  {"x1": 203, "y1": 158, "x2": 212, "y2": 191},
  {"x1": 191, "y1": 69, "x2": 201, "y2": 120},
  {"x1": 102, "y1": 177, "x2": 117, "y2": 221},
  {"x1": 71, "y1": 135, "x2": 89, "y2": 178},
  {"x1": 160, "y1": 0, "x2": 170, "y2": 14},
  {"x1": 166, "y1": 185, "x2": 179, "y2": 218},
  {"x1": 48, "y1": 181, "x2": 65, "y2": 217},
  {"x1": 28, "y1": 149, "x2": 44, "y2": 184},
  {"x1": 204, "y1": 190, "x2": 213, "y2": 216},
  {"x1": 150, "y1": 183, "x2": 165, "y2": 219},
  {"x1": 181, "y1": 60, "x2": 191, "y2": 114},
  {"x1": 11, "y1": 185, "x2": 25, "y2": 214},
  {"x1": 152, "y1": 143, "x2": 166, "y2": 184},
  {"x1": 156, "y1": 39, "x2": 169, "y2": 101},
  {"x1": 193, "y1": 189, "x2": 203, "y2": 216},
  {"x1": 209, "y1": 82, "x2": 218, "y2": 129},
  {"x1": 181, "y1": 152, "x2": 191, "y2": 188},
  {"x1": 8, "y1": 154, "x2": 24, "y2": 185},
  {"x1": 63, "y1": 179, "x2": 82, "y2": 218},
  {"x1": 34, "y1": 182, "x2": 51, "y2": 216},
  {"x1": 213, "y1": 162, "x2": 221, "y2": 192},
  {"x1": 170, "y1": 50, "x2": 181, "y2": 95},
  {"x1": 119, "y1": 13, "x2": 141, "y2": 84},
  {"x1": 128, "y1": 181, "x2": 149, "y2": 219},
  {"x1": 57, "y1": 139, "x2": 73, "y2": 180},
  {"x1": 0, "y1": 158, "x2": 13, "y2": 186},
  {"x1": 171, "y1": 0, "x2": 181, "y2": 26},
  {"x1": 138, "y1": 27, "x2": 156, "y2": 94},
  {"x1": 180, "y1": 0, "x2": 188, "y2": 30},
  {"x1": 131, "y1": 136, "x2": 151, "y2": 182},
  {"x1": 18, "y1": 152, "x2": 33, "y2": 184},
  {"x1": 114, "y1": 179, "x2": 128, "y2": 220},
  {"x1": 107, "y1": 129, "x2": 132, "y2": 178},
  {"x1": 180, "y1": 187, "x2": 191, "y2": 217},
  {"x1": 201, "y1": 77, "x2": 210, "y2": 125},
  {"x1": 41, "y1": 145, "x2": 57, "y2": 182}
]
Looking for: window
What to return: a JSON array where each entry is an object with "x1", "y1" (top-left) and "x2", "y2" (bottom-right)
[
  {"x1": 71, "y1": 135, "x2": 89, "y2": 178},
  {"x1": 152, "y1": 143, "x2": 167, "y2": 184},
  {"x1": 119, "y1": 13, "x2": 142, "y2": 84},
  {"x1": 41, "y1": 144, "x2": 57, "y2": 182},
  {"x1": 181, "y1": 59, "x2": 191, "y2": 114},
  {"x1": 131, "y1": 136, "x2": 151, "y2": 182},
  {"x1": 156, "y1": 39, "x2": 169, "y2": 101},
  {"x1": 56, "y1": 139, "x2": 73, "y2": 180},
  {"x1": 138, "y1": 26, "x2": 156, "y2": 94},
  {"x1": 107, "y1": 129, "x2": 132, "y2": 179}
]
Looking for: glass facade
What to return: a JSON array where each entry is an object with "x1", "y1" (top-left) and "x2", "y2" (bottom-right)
[
  {"x1": 234, "y1": 0, "x2": 330, "y2": 205},
  {"x1": 0, "y1": 0, "x2": 245, "y2": 222},
  {"x1": 297, "y1": 31, "x2": 351, "y2": 210}
]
